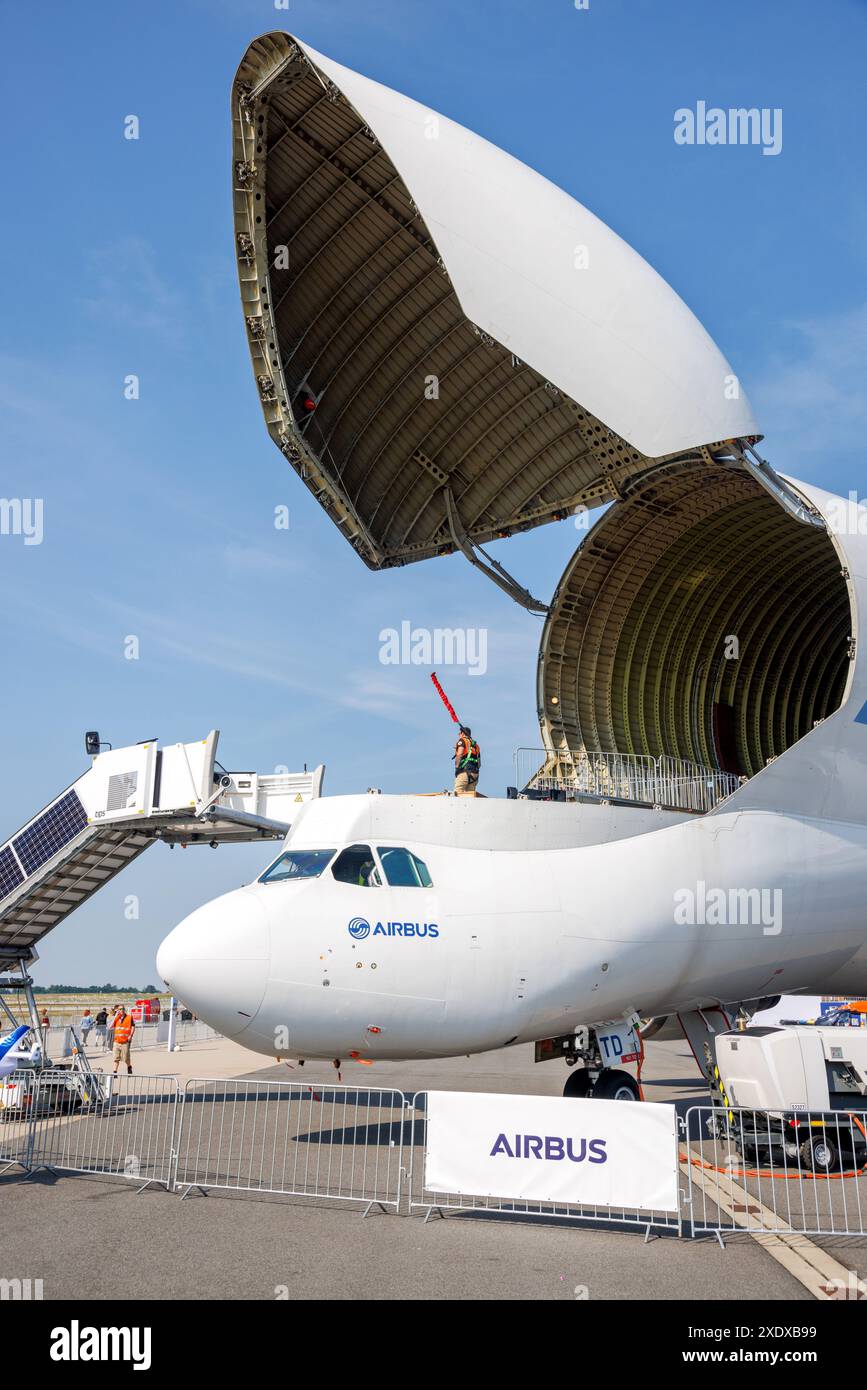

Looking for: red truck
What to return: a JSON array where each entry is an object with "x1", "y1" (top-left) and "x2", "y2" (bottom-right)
[{"x1": 131, "y1": 998, "x2": 161, "y2": 1024}]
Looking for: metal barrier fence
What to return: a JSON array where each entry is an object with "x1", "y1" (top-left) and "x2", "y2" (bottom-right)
[
  {"x1": 26, "y1": 1070, "x2": 181, "y2": 1190},
  {"x1": 165, "y1": 1020, "x2": 220, "y2": 1046},
  {"x1": 6, "y1": 1076, "x2": 867, "y2": 1244},
  {"x1": 406, "y1": 1092, "x2": 683, "y2": 1235},
  {"x1": 175, "y1": 1078, "x2": 407, "y2": 1213},
  {"x1": 515, "y1": 748, "x2": 742, "y2": 815},
  {"x1": 0, "y1": 1071, "x2": 38, "y2": 1173},
  {"x1": 681, "y1": 1104, "x2": 867, "y2": 1239},
  {"x1": 66, "y1": 1020, "x2": 221, "y2": 1057}
]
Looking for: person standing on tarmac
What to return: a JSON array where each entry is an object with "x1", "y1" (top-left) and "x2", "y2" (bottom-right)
[
  {"x1": 107, "y1": 1004, "x2": 123, "y2": 1051},
  {"x1": 454, "y1": 725, "x2": 481, "y2": 795},
  {"x1": 111, "y1": 1006, "x2": 136, "y2": 1076}
]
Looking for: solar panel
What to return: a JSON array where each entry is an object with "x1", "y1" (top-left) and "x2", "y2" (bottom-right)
[
  {"x1": 0, "y1": 846, "x2": 24, "y2": 902},
  {"x1": 13, "y1": 790, "x2": 88, "y2": 876}
]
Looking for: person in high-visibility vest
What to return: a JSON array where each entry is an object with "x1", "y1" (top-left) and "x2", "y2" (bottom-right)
[
  {"x1": 112, "y1": 1006, "x2": 136, "y2": 1075},
  {"x1": 454, "y1": 725, "x2": 481, "y2": 795}
]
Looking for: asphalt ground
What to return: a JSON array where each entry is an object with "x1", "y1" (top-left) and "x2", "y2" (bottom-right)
[
  {"x1": 0, "y1": 1165, "x2": 811, "y2": 1301},
  {"x1": 2, "y1": 1037, "x2": 863, "y2": 1300}
]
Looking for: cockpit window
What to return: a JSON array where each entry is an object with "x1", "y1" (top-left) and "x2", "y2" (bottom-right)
[
  {"x1": 332, "y1": 844, "x2": 381, "y2": 887},
  {"x1": 259, "y1": 849, "x2": 335, "y2": 883},
  {"x1": 377, "y1": 847, "x2": 433, "y2": 888}
]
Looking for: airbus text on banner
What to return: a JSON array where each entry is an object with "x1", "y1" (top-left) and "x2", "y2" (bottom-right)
[{"x1": 424, "y1": 1091, "x2": 679, "y2": 1213}]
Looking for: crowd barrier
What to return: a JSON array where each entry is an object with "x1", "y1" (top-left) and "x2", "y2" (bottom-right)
[
  {"x1": 78, "y1": 1019, "x2": 221, "y2": 1053},
  {"x1": 681, "y1": 1103, "x2": 867, "y2": 1239},
  {"x1": 175, "y1": 1078, "x2": 407, "y2": 1212},
  {"x1": 13, "y1": 1070, "x2": 181, "y2": 1190},
  {"x1": 161, "y1": 1020, "x2": 220, "y2": 1047},
  {"x1": 0, "y1": 1071, "x2": 38, "y2": 1173},
  {"x1": 4, "y1": 1074, "x2": 867, "y2": 1243},
  {"x1": 6, "y1": 1020, "x2": 220, "y2": 1066}
]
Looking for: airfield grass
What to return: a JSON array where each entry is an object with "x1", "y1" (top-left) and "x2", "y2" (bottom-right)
[{"x1": 4, "y1": 992, "x2": 170, "y2": 1028}]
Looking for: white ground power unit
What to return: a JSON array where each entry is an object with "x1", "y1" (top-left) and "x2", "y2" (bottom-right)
[{"x1": 713, "y1": 1026, "x2": 867, "y2": 1172}]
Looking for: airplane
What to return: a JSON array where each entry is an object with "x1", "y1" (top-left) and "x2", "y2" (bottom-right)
[
  {"x1": 0, "y1": 1025, "x2": 35, "y2": 1080},
  {"x1": 157, "y1": 33, "x2": 867, "y2": 1099}
]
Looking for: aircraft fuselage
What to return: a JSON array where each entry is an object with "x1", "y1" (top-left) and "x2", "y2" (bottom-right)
[{"x1": 156, "y1": 797, "x2": 867, "y2": 1062}]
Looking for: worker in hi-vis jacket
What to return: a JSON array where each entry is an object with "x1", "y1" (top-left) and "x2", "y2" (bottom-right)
[{"x1": 454, "y1": 726, "x2": 481, "y2": 795}]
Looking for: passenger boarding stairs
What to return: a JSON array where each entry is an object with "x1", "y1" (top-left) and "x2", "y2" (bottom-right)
[
  {"x1": 0, "y1": 731, "x2": 322, "y2": 971},
  {"x1": 66, "y1": 1023, "x2": 105, "y2": 1102}
]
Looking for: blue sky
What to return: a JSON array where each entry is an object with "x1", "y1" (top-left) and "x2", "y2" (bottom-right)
[{"x1": 1, "y1": 0, "x2": 865, "y2": 984}]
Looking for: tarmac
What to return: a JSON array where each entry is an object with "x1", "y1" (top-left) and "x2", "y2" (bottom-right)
[{"x1": 0, "y1": 1034, "x2": 863, "y2": 1301}]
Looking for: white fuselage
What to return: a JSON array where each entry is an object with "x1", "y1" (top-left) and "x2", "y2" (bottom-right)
[
  {"x1": 156, "y1": 477, "x2": 867, "y2": 1065},
  {"x1": 156, "y1": 794, "x2": 867, "y2": 1062}
]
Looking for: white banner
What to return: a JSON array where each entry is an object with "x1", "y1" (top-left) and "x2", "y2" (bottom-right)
[{"x1": 424, "y1": 1090, "x2": 679, "y2": 1212}]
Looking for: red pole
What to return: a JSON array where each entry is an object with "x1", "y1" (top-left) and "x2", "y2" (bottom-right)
[{"x1": 430, "y1": 671, "x2": 460, "y2": 725}]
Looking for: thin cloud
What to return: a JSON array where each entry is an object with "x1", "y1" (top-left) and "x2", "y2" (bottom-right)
[
  {"x1": 80, "y1": 237, "x2": 184, "y2": 345},
  {"x1": 752, "y1": 302, "x2": 867, "y2": 472},
  {"x1": 90, "y1": 597, "x2": 435, "y2": 728},
  {"x1": 222, "y1": 543, "x2": 303, "y2": 577}
]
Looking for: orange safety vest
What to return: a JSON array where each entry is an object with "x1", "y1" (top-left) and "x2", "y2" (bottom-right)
[
  {"x1": 455, "y1": 735, "x2": 481, "y2": 771},
  {"x1": 113, "y1": 1014, "x2": 134, "y2": 1044}
]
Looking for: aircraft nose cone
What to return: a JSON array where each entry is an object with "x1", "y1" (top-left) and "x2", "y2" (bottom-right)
[{"x1": 156, "y1": 889, "x2": 269, "y2": 1039}]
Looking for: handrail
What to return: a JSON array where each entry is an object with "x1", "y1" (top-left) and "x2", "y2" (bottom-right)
[{"x1": 514, "y1": 748, "x2": 742, "y2": 815}]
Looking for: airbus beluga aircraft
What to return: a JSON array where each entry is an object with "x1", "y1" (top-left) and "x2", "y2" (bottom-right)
[{"x1": 157, "y1": 33, "x2": 867, "y2": 1099}]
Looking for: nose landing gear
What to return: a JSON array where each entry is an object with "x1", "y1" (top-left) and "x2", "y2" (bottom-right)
[
  {"x1": 535, "y1": 1020, "x2": 644, "y2": 1100},
  {"x1": 563, "y1": 1065, "x2": 641, "y2": 1100},
  {"x1": 588, "y1": 1068, "x2": 641, "y2": 1101},
  {"x1": 562, "y1": 1067, "x2": 593, "y2": 1099}
]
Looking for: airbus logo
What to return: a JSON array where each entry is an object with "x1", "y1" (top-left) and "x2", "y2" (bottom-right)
[
  {"x1": 347, "y1": 919, "x2": 440, "y2": 939},
  {"x1": 490, "y1": 1134, "x2": 608, "y2": 1163}
]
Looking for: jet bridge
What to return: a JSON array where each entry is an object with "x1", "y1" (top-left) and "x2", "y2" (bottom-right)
[{"x1": 0, "y1": 732, "x2": 322, "y2": 972}]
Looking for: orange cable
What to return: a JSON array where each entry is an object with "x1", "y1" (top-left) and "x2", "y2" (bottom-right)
[{"x1": 679, "y1": 1112, "x2": 867, "y2": 1181}]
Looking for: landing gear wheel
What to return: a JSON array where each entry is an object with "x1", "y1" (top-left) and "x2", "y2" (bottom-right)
[
  {"x1": 562, "y1": 1068, "x2": 594, "y2": 1099},
  {"x1": 591, "y1": 1069, "x2": 641, "y2": 1102},
  {"x1": 800, "y1": 1132, "x2": 838, "y2": 1173}
]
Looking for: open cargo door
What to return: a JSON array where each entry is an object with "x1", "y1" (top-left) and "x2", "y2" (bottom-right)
[{"x1": 231, "y1": 33, "x2": 774, "y2": 610}]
